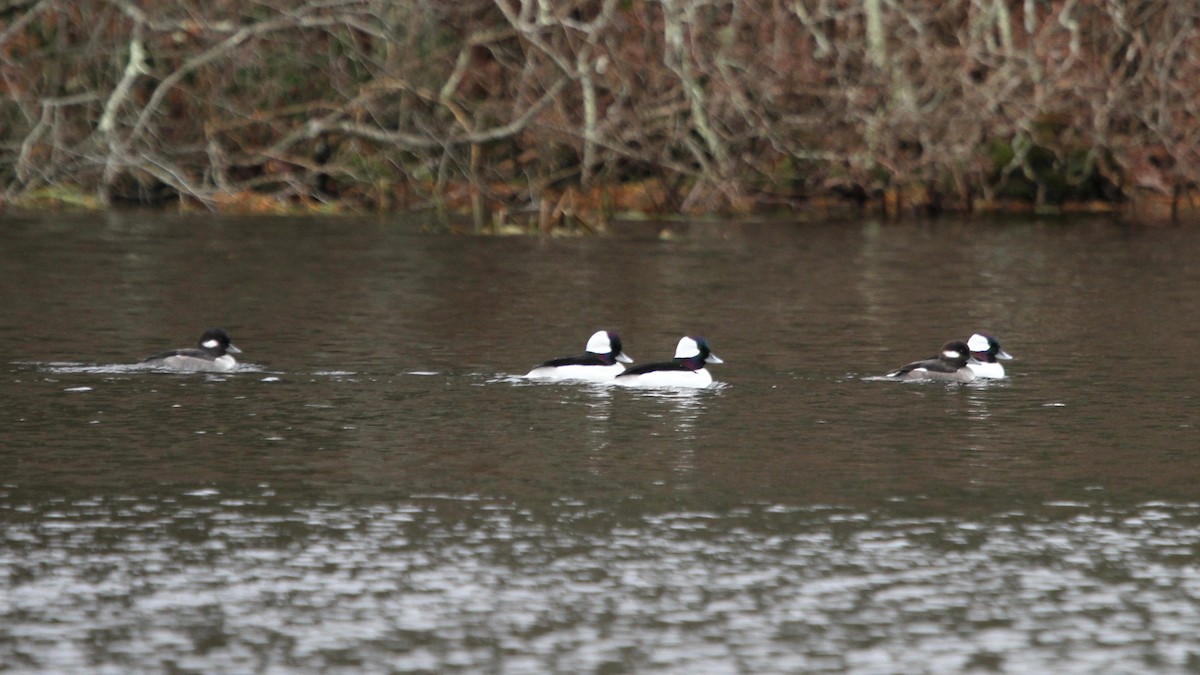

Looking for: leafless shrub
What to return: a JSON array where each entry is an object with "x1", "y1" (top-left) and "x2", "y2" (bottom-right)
[{"x1": 1, "y1": 0, "x2": 1197, "y2": 219}]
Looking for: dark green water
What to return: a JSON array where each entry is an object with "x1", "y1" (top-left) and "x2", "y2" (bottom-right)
[{"x1": 3, "y1": 212, "x2": 1200, "y2": 673}]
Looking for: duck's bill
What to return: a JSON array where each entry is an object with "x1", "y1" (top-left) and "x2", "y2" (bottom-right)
[
  {"x1": 997, "y1": 350, "x2": 1013, "y2": 360},
  {"x1": 227, "y1": 344, "x2": 243, "y2": 354},
  {"x1": 707, "y1": 353, "x2": 724, "y2": 364},
  {"x1": 617, "y1": 352, "x2": 634, "y2": 363}
]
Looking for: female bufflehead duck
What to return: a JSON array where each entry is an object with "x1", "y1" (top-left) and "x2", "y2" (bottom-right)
[
  {"x1": 525, "y1": 330, "x2": 633, "y2": 382},
  {"x1": 966, "y1": 333, "x2": 1013, "y2": 379},
  {"x1": 614, "y1": 336, "x2": 723, "y2": 388},
  {"x1": 884, "y1": 340, "x2": 975, "y2": 383},
  {"x1": 142, "y1": 328, "x2": 242, "y2": 372}
]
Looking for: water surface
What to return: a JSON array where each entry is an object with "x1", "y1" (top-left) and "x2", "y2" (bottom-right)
[{"x1": 3, "y1": 212, "x2": 1200, "y2": 673}]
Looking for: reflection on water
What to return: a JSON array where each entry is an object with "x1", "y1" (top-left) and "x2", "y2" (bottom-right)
[
  {"x1": 623, "y1": 388, "x2": 713, "y2": 486},
  {"x1": 4, "y1": 212, "x2": 1200, "y2": 672},
  {"x1": 583, "y1": 386, "x2": 614, "y2": 478}
]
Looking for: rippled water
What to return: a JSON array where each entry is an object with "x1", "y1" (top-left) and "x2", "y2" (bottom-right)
[
  {"x1": 3, "y1": 212, "x2": 1200, "y2": 673},
  {"x1": 7, "y1": 493, "x2": 1200, "y2": 674}
]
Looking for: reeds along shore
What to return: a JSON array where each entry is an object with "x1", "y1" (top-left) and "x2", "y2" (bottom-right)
[{"x1": 2, "y1": 1, "x2": 1198, "y2": 224}]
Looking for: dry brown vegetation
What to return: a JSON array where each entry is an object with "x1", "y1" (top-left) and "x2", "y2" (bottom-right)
[{"x1": 2, "y1": 0, "x2": 1199, "y2": 225}]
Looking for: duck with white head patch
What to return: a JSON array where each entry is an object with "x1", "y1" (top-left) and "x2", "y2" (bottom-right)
[
  {"x1": 141, "y1": 328, "x2": 242, "y2": 373},
  {"x1": 614, "y1": 336, "x2": 723, "y2": 388},
  {"x1": 965, "y1": 333, "x2": 1013, "y2": 379},
  {"x1": 882, "y1": 340, "x2": 975, "y2": 383},
  {"x1": 525, "y1": 330, "x2": 633, "y2": 382}
]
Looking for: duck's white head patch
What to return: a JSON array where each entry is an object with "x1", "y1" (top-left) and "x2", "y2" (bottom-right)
[
  {"x1": 675, "y1": 336, "x2": 701, "y2": 359},
  {"x1": 585, "y1": 330, "x2": 612, "y2": 354},
  {"x1": 967, "y1": 333, "x2": 991, "y2": 352}
]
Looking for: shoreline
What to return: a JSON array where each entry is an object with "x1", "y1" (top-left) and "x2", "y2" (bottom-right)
[{"x1": 5, "y1": 180, "x2": 1195, "y2": 231}]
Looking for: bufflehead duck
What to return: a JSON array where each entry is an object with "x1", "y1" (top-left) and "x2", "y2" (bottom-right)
[
  {"x1": 524, "y1": 330, "x2": 633, "y2": 382},
  {"x1": 966, "y1": 333, "x2": 1013, "y2": 379},
  {"x1": 883, "y1": 340, "x2": 976, "y2": 383},
  {"x1": 614, "y1": 336, "x2": 723, "y2": 388},
  {"x1": 142, "y1": 328, "x2": 242, "y2": 372}
]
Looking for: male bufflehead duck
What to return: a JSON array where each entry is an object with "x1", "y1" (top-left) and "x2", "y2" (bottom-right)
[
  {"x1": 142, "y1": 328, "x2": 242, "y2": 372},
  {"x1": 965, "y1": 333, "x2": 1013, "y2": 379},
  {"x1": 524, "y1": 330, "x2": 633, "y2": 382},
  {"x1": 883, "y1": 340, "x2": 975, "y2": 383},
  {"x1": 614, "y1": 336, "x2": 723, "y2": 388}
]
